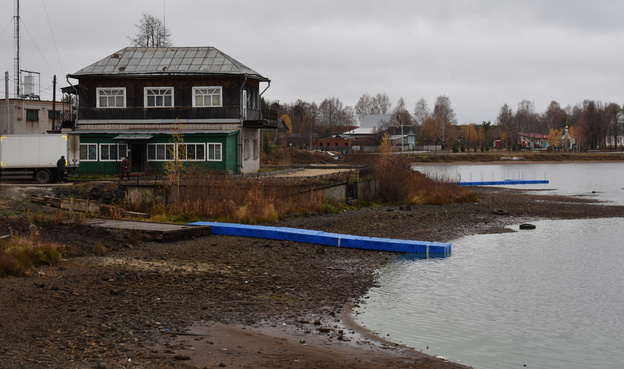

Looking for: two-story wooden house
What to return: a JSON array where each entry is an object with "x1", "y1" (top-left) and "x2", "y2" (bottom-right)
[{"x1": 64, "y1": 46, "x2": 275, "y2": 176}]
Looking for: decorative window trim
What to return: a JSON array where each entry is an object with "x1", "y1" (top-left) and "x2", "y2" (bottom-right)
[
  {"x1": 147, "y1": 143, "x2": 176, "y2": 161},
  {"x1": 99, "y1": 143, "x2": 128, "y2": 162},
  {"x1": 144, "y1": 87, "x2": 174, "y2": 108},
  {"x1": 96, "y1": 87, "x2": 126, "y2": 108},
  {"x1": 192, "y1": 86, "x2": 222, "y2": 108},
  {"x1": 207, "y1": 143, "x2": 222, "y2": 161},
  {"x1": 79, "y1": 143, "x2": 98, "y2": 161}
]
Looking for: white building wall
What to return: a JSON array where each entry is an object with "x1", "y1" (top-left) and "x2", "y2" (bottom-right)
[
  {"x1": 240, "y1": 127, "x2": 260, "y2": 173},
  {"x1": 0, "y1": 99, "x2": 60, "y2": 134}
]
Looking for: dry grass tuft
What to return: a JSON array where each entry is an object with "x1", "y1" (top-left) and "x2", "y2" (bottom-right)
[
  {"x1": 371, "y1": 136, "x2": 478, "y2": 205},
  {"x1": 126, "y1": 167, "x2": 325, "y2": 224},
  {"x1": 0, "y1": 226, "x2": 63, "y2": 278}
]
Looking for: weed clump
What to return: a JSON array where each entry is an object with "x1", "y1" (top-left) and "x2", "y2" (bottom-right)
[
  {"x1": 0, "y1": 226, "x2": 62, "y2": 278},
  {"x1": 372, "y1": 134, "x2": 478, "y2": 205}
]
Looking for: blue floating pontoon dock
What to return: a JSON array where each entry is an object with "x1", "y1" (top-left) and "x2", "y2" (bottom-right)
[
  {"x1": 457, "y1": 179, "x2": 549, "y2": 186},
  {"x1": 187, "y1": 222, "x2": 451, "y2": 258}
]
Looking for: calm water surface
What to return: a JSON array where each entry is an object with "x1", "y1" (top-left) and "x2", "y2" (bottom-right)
[
  {"x1": 356, "y1": 163, "x2": 624, "y2": 369},
  {"x1": 414, "y1": 162, "x2": 624, "y2": 204}
]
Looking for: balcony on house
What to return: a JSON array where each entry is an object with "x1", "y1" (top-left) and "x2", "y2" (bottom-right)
[{"x1": 243, "y1": 108, "x2": 278, "y2": 128}]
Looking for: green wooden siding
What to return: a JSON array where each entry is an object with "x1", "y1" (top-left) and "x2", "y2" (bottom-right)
[{"x1": 75, "y1": 132, "x2": 239, "y2": 176}]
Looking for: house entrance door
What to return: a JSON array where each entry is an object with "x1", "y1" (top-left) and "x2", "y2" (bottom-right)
[{"x1": 130, "y1": 143, "x2": 147, "y2": 173}]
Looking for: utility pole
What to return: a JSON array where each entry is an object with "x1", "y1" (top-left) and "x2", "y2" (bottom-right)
[
  {"x1": 52, "y1": 75, "x2": 57, "y2": 132},
  {"x1": 4, "y1": 72, "x2": 9, "y2": 133}
]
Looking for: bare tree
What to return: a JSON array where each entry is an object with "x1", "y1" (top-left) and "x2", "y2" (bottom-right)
[
  {"x1": 372, "y1": 93, "x2": 392, "y2": 114},
  {"x1": 605, "y1": 102, "x2": 622, "y2": 149},
  {"x1": 318, "y1": 97, "x2": 343, "y2": 128},
  {"x1": 318, "y1": 97, "x2": 355, "y2": 134},
  {"x1": 545, "y1": 100, "x2": 567, "y2": 131},
  {"x1": 413, "y1": 98, "x2": 431, "y2": 127},
  {"x1": 354, "y1": 94, "x2": 373, "y2": 122},
  {"x1": 433, "y1": 95, "x2": 457, "y2": 149},
  {"x1": 515, "y1": 100, "x2": 539, "y2": 133},
  {"x1": 391, "y1": 97, "x2": 413, "y2": 126},
  {"x1": 497, "y1": 103, "x2": 515, "y2": 150},
  {"x1": 354, "y1": 92, "x2": 393, "y2": 122},
  {"x1": 129, "y1": 12, "x2": 172, "y2": 47}
]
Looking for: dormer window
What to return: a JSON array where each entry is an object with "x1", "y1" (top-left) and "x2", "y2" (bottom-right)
[
  {"x1": 97, "y1": 88, "x2": 126, "y2": 108},
  {"x1": 193, "y1": 86, "x2": 222, "y2": 107},
  {"x1": 145, "y1": 87, "x2": 174, "y2": 108}
]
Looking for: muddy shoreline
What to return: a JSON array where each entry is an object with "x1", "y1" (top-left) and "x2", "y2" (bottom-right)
[{"x1": 1, "y1": 185, "x2": 624, "y2": 368}]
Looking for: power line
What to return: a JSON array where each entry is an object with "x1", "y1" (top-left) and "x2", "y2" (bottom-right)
[
  {"x1": 41, "y1": 0, "x2": 64, "y2": 77},
  {"x1": 0, "y1": 17, "x2": 12, "y2": 40},
  {"x1": 19, "y1": 18, "x2": 55, "y2": 75}
]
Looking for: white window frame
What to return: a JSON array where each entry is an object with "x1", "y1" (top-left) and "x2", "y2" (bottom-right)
[
  {"x1": 178, "y1": 143, "x2": 206, "y2": 161},
  {"x1": 207, "y1": 143, "x2": 222, "y2": 161},
  {"x1": 192, "y1": 86, "x2": 222, "y2": 108},
  {"x1": 96, "y1": 87, "x2": 126, "y2": 108},
  {"x1": 99, "y1": 143, "x2": 128, "y2": 162},
  {"x1": 144, "y1": 87, "x2": 174, "y2": 108},
  {"x1": 241, "y1": 90, "x2": 248, "y2": 119},
  {"x1": 147, "y1": 143, "x2": 176, "y2": 161},
  {"x1": 79, "y1": 143, "x2": 98, "y2": 161}
]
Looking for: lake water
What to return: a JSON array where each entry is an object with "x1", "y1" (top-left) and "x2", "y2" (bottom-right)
[
  {"x1": 413, "y1": 162, "x2": 624, "y2": 205},
  {"x1": 355, "y1": 162, "x2": 624, "y2": 369}
]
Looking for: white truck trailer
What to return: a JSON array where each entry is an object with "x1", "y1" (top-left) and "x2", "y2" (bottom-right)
[{"x1": 0, "y1": 134, "x2": 80, "y2": 184}]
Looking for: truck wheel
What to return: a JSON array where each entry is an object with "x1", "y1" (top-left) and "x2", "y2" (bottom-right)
[{"x1": 35, "y1": 170, "x2": 52, "y2": 184}]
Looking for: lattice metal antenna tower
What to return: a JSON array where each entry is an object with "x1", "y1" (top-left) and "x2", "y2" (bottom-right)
[{"x1": 14, "y1": 0, "x2": 20, "y2": 98}]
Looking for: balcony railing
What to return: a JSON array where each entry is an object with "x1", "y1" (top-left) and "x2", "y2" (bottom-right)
[
  {"x1": 243, "y1": 109, "x2": 278, "y2": 128},
  {"x1": 65, "y1": 107, "x2": 279, "y2": 129}
]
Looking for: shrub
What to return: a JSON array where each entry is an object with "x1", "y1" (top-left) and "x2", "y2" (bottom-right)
[
  {"x1": 370, "y1": 135, "x2": 477, "y2": 205},
  {"x1": 92, "y1": 242, "x2": 107, "y2": 256}
]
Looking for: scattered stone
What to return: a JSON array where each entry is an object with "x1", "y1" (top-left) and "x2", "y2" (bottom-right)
[{"x1": 519, "y1": 223, "x2": 536, "y2": 230}]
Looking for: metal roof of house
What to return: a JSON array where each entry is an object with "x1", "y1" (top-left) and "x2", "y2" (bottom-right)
[
  {"x1": 340, "y1": 114, "x2": 392, "y2": 136},
  {"x1": 68, "y1": 47, "x2": 269, "y2": 81},
  {"x1": 359, "y1": 114, "x2": 392, "y2": 129},
  {"x1": 72, "y1": 129, "x2": 238, "y2": 135}
]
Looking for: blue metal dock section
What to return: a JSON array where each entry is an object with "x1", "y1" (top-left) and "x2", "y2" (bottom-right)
[
  {"x1": 188, "y1": 222, "x2": 451, "y2": 257},
  {"x1": 457, "y1": 179, "x2": 549, "y2": 186}
]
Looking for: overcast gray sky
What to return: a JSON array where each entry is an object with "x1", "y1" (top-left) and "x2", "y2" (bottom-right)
[{"x1": 1, "y1": 0, "x2": 623, "y2": 124}]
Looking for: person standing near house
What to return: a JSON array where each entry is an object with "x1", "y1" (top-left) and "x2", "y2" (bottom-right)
[
  {"x1": 56, "y1": 156, "x2": 66, "y2": 183},
  {"x1": 120, "y1": 157, "x2": 131, "y2": 180}
]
